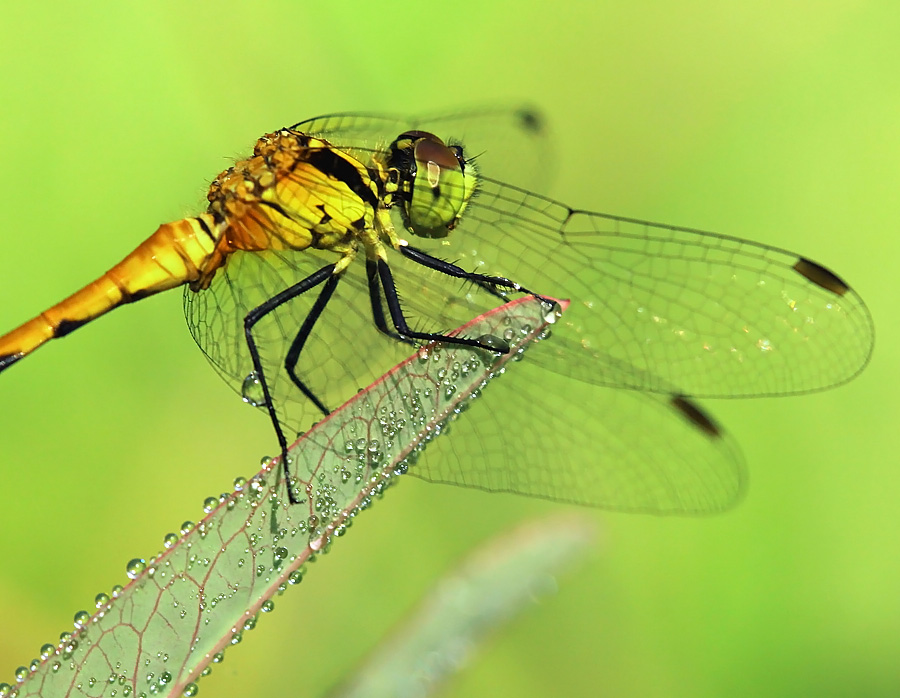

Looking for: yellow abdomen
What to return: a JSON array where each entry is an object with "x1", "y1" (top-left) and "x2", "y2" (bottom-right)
[
  {"x1": 0, "y1": 128, "x2": 384, "y2": 373},
  {"x1": 0, "y1": 214, "x2": 218, "y2": 369}
]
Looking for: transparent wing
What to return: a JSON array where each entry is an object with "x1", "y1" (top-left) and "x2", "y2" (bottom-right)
[
  {"x1": 187, "y1": 242, "x2": 747, "y2": 513},
  {"x1": 186, "y1": 244, "x2": 419, "y2": 437},
  {"x1": 184, "y1": 109, "x2": 873, "y2": 513},
  {"x1": 293, "y1": 105, "x2": 552, "y2": 190},
  {"x1": 394, "y1": 177, "x2": 875, "y2": 398},
  {"x1": 413, "y1": 360, "x2": 745, "y2": 514}
]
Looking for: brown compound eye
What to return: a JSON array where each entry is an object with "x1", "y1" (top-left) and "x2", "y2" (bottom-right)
[
  {"x1": 413, "y1": 136, "x2": 460, "y2": 171},
  {"x1": 386, "y1": 130, "x2": 476, "y2": 238}
]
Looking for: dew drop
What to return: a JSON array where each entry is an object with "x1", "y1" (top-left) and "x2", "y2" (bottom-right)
[
  {"x1": 163, "y1": 533, "x2": 179, "y2": 549},
  {"x1": 95, "y1": 593, "x2": 110, "y2": 608},
  {"x1": 183, "y1": 682, "x2": 199, "y2": 697},
  {"x1": 241, "y1": 372, "x2": 265, "y2": 407},
  {"x1": 125, "y1": 558, "x2": 146, "y2": 579},
  {"x1": 40, "y1": 644, "x2": 55, "y2": 660},
  {"x1": 73, "y1": 610, "x2": 90, "y2": 628},
  {"x1": 541, "y1": 300, "x2": 562, "y2": 324}
]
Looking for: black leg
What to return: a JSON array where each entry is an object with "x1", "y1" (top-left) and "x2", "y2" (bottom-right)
[
  {"x1": 283, "y1": 273, "x2": 340, "y2": 416},
  {"x1": 399, "y1": 245, "x2": 543, "y2": 299},
  {"x1": 366, "y1": 258, "x2": 408, "y2": 343},
  {"x1": 244, "y1": 263, "x2": 336, "y2": 504},
  {"x1": 377, "y1": 259, "x2": 511, "y2": 353}
]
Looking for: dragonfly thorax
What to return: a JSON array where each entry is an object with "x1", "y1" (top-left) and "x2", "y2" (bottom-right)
[
  {"x1": 384, "y1": 130, "x2": 476, "y2": 239},
  {"x1": 204, "y1": 130, "x2": 376, "y2": 262}
]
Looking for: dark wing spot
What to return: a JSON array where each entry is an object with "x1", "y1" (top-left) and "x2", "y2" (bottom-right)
[
  {"x1": 671, "y1": 395, "x2": 722, "y2": 438},
  {"x1": 0, "y1": 352, "x2": 23, "y2": 373},
  {"x1": 515, "y1": 108, "x2": 544, "y2": 134},
  {"x1": 54, "y1": 318, "x2": 89, "y2": 339},
  {"x1": 792, "y1": 257, "x2": 850, "y2": 296}
]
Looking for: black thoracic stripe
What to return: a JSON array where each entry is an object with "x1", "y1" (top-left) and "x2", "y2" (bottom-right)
[
  {"x1": 259, "y1": 199, "x2": 293, "y2": 222},
  {"x1": 195, "y1": 215, "x2": 215, "y2": 241},
  {"x1": 366, "y1": 166, "x2": 386, "y2": 198},
  {"x1": 305, "y1": 148, "x2": 378, "y2": 209},
  {"x1": 315, "y1": 203, "x2": 332, "y2": 226}
]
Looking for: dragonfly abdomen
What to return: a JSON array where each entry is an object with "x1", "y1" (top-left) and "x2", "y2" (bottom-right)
[{"x1": 0, "y1": 214, "x2": 219, "y2": 373}]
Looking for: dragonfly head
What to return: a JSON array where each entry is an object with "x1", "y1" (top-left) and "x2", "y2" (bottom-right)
[{"x1": 385, "y1": 130, "x2": 476, "y2": 238}]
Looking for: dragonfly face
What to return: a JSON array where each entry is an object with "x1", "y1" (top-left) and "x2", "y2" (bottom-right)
[{"x1": 383, "y1": 130, "x2": 476, "y2": 238}]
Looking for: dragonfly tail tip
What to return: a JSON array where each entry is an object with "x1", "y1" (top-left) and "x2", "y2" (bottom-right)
[{"x1": 0, "y1": 352, "x2": 24, "y2": 374}]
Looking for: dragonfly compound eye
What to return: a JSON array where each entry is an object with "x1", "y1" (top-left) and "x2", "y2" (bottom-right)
[{"x1": 387, "y1": 130, "x2": 477, "y2": 238}]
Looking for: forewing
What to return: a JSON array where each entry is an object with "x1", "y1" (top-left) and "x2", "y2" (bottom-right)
[
  {"x1": 397, "y1": 177, "x2": 875, "y2": 398},
  {"x1": 294, "y1": 106, "x2": 552, "y2": 190}
]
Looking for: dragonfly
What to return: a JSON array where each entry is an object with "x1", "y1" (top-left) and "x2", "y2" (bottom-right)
[{"x1": 0, "y1": 107, "x2": 874, "y2": 513}]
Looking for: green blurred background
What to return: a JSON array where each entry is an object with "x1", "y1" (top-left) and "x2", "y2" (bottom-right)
[{"x1": 1, "y1": 2, "x2": 897, "y2": 696}]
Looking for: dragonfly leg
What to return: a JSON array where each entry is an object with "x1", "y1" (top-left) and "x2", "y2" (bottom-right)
[
  {"x1": 283, "y1": 273, "x2": 339, "y2": 415},
  {"x1": 398, "y1": 245, "x2": 550, "y2": 304},
  {"x1": 244, "y1": 263, "x2": 337, "y2": 505},
  {"x1": 365, "y1": 258, "x2": 410, "y2": 343},
  {"x1": 376, "y1": 258, "x2": 511, "y2": 353}
]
